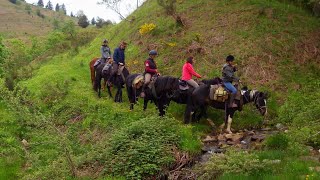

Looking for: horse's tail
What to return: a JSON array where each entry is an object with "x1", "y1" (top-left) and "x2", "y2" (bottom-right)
[
  {"x1": 90, "y1": 58, "x2": 99, "y2": 88},
  {"x1": 93, "y1": 70, "x2": 101, "y2": 92}
]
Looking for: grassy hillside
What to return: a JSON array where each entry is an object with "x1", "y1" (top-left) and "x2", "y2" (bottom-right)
[
  {"x1": 0, "y1": 0, "x2": 75, "y2": 38},
  {"x1": 1, "y1": 0, "x2": 320, "y2": 179}
]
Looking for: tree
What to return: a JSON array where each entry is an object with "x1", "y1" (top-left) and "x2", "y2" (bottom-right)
[
  {"x1": 78, "y1": 13, "x2": 89, "y2": 28},
  {"x1": 37, "y1": 0, "x2": 44, "y2": 7},
  {"x1": 96, "y1": 17, "x2": 113, "y2": 28},
  {"x1": 61, "y1": 20, "x2": 76, "y2": 38},
  {"x1": 91, "y1": 17, "x2": 96, "y2": 25},
  {"x1": 9, "y1": 0, "x2": 17, "y2": 4},
  {"x1": 70, "y1": 12, "x2": 74, "y2": 17},
  {"x1": 45, "y1": 0, "x2": 53, "y2": 10},
  {"x1": 60, "y1": 3, "x2": 67, "y2": 15},
  {"x1": 55, "y1": 3, "x2": 60, "y2": 11},
  {"x1": 99, "y1": 0, "x2": 129, "y2": 21}
]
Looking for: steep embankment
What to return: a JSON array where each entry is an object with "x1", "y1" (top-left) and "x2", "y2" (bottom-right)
[
  {"x1": 1, "y1": 0, "x2": 320, "y2": 179},
  {"x1": 0, "y1": 0, "x2": 75, "y2": 38}
]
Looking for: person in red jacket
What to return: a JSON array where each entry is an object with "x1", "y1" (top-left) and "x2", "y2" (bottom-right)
[
  {"x1": 181, "y1": 56, "x2": 201, "y2": 88},
  {"x1": 141, "y1": 50, "x2": 160, "y2": 97}
]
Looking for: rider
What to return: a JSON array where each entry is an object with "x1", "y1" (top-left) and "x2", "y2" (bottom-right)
[
  {"x1": 222, "y1": 55, "x2": 240, "y2": 108},
  {"x1": 100, "y1": 39, "x2": 111, "y2": 64},
  {"x1": 141, "y1": 50, "x2": 160, "y2": 97},
  {"x1": 107, "y1": 41, "x2": 127, "y2": 84},
  {"x1": 181, "y1": 56, "x2": 201, "y2": 88}
]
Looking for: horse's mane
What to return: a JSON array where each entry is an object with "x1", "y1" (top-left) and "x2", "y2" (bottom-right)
[
  {"x1": 155, "y1": 76, "x2": 179, "y2": 93},
  {"x1": 201, "y1": 77, "x2": 222, "y2": 85}
]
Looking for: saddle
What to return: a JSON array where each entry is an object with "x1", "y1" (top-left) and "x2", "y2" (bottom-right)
[
  {"x1": 102, "y1": 63, "x2": 112, "y2": 75},
  {"x1": 209, "y1": 84, "x2": 243, "y2": 109},
  {"x1": 209, "y1": 84, "x2": 228, "y2": 102},
  {"x1": 179, "y1": 80, "x2": 189, "y2": 90}
]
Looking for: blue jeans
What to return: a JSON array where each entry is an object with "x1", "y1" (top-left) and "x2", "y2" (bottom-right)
[{"x1": 223, "y1": 82, "x2": 237, "y2": 94}]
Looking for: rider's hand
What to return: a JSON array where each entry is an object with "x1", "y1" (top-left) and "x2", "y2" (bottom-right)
[{"x1": 157, "y1": 73, "x2": 161, "y2": 76}]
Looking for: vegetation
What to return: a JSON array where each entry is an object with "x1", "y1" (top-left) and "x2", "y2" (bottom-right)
[{"x1": 0, "y1": 0, "x2": 319, "y2": 179}]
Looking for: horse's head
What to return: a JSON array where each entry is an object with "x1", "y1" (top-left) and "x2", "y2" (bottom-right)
[{"x1": 254, "y1": 91, "x2": 268, "y2": 116}]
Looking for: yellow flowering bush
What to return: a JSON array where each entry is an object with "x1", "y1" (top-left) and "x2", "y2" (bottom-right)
[{"x1": 139, "y1": 23, "x2": 156, "y2": 35}]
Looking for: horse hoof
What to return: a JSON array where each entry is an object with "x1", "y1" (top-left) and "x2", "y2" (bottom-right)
[{"x1": 225, "y1": 129, "x2": 233, "y2": 134}]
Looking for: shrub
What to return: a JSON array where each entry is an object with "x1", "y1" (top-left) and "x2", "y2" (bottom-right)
[
  {"x1": 139, "y1": 23, "x2": 156, "y2": 35},
  {"x1": 265, "y1": 133, "x2": 289, "y2": 150},
  {"x1": 157, "y1": 0, "x2": 177, "y2": 15},
  {"x1": 105, "y1": 116, "x2": 180, "y2": 179},
  {"x1": 195, "y1": 149, "x2": 275, "y2": 179}
]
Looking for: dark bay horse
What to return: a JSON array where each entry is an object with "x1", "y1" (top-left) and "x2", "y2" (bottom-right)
[
  {"x1": 94, "y1": 63, "x2": 129, "y2": 102},
  {"x1": 186, "y1": 85, "x2": 268, "y2": 133}
]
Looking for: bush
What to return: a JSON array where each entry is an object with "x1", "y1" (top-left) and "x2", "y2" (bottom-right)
[
  {"x1": 105, "y1": 116, "x2": 180, "y2": 179},
  {"x1": 139, "y1": 23, "x2": 156, "y2": 35},
  {"x1": 265, "y1": 133, "x2": 289, "y2": 150},
  {"x1": 195, "y1": 149, "x2": 275, "y2": 179}
]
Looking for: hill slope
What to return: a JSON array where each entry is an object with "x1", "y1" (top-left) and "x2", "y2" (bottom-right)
[
  {"x1": 0, "y1": 0, "x2": 75, "y2": 38},
  {"x1": 1, "y1": 0, "x2": 320, "y2": 179}
]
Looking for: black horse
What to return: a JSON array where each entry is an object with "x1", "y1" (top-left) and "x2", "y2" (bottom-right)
[
  {"x1": 126, "y1": 74, "x2": 222, "y2": 116},
  {"x1": 126, "y1": 75, "x2": 180, "y2": 115},
  {"x1": 185, "y1": 85, "x2": 268, "y2": 133},
  {"x1": 94, "y1": 63, "x2": 129, "y2": 102}
]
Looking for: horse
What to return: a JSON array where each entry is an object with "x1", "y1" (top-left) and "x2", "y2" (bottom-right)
[
  {"x1": 89, "y1": 57, "x2": 106, "y2": 90},
  {"x1": 94, "y1": 63, "x2": 129, "y2": 102},
  {"x1": 185, "y1": 85, "x2": 268, "y2": 133},
  {"x1": 126, "y1": 75, "x2": 179, "y2": 115},
  {"x1": 126, "y1": 75, "x2": 221, "y2": 116}
]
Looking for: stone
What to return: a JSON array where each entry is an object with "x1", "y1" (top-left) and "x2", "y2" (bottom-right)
[
  {"x1": 21, "y1": 139, "x2": 29, "y2": 148},
  {"x1": 232, "y1": 133, "x2": 244, "y2": 142},
  {"x1": 225, "y1": 134, "x2": 233, "y2": 140},
  {"x1": 261, "y1": 127, "x2": 272, "y2": 131},
  {"x1": 276, "y1": 123, "x2": 284, "y2": 130},
  {"x1": 227, "y1": 140, "x2": 235, "y2": 145},
  {"x1": 300, "y1": 156, "x2": 320, "y2": 162},
  {"x1": 218, "y1": 134, "x2": 226, "y2": 141},
  {"x1": 251, "y1": 134, "x2": 266, "y2": 142},
  {"x1": 203, "y1": 136, "x2": 217, "y2": 143},
  {"x1": 247, "y1": 131, "x2": 255, "y2": 136}
]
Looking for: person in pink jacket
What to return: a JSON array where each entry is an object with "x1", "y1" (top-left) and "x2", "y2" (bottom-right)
[{"x1": 182, "y1": 56, "x2": 202, "y2": 88}]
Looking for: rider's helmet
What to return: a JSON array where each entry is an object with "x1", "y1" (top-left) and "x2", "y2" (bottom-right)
[
  {"x1": 149, "y1": 50, "x2": 158, "y2": 56},
  {"x1": 226, "y1": 55, "x2": 235, "y2": 62},
  {"x1": 103, "y1": 39, "x2": 108, "y2": 44}
]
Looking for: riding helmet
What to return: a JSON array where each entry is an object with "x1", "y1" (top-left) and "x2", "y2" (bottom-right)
[
  {"x1": 226, "y1": 55, "x2": 235, "y2": 62},
  {"x1": 149, "y1": 50, "x2": 158, "y2": 55},
  {"x1": 103, "y1": 39, "x2": 108, "y2": 43}
]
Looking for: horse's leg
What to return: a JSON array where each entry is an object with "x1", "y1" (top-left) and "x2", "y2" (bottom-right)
[
  {"x1": 226, "y1": 110, "x2": 235, "y2": 134},
  {"x1": 119, "y1": 87, "x2": 123, "y2": 102},
  {"x1": 114, "y1": 85, "x2": 121, "y2": 102},
  {"x1": 219, "y1": 103, "x2": 228, "y2": 132},
  {"x1": 143, "y1": 98, "x2": 149, "y2": 111},
  {"x1": 184, "y1": 103, "x2": 193, "y2": 124},
  {"x1": 107, "y1": 85, "x2": 112, "y2": 98}
]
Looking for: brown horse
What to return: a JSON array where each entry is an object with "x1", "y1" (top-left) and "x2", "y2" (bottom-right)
[{"x1": 89, "y1": 57, "x2": 106, "y2": 90}]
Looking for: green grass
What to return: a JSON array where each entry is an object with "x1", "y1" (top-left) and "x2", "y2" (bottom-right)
[{"x1": 0, "y1": 101, "x2": 22, "y2": 180}]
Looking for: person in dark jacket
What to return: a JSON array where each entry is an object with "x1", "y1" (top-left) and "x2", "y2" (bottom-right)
[
  {"x1": 107, "y1": 41, "x2": 127, "y2": 84},
  {"x1": 140, "y1": 50, "x2": 160, "y2": 97},
  {"x1": 222, "y1": 55, "x2": 240, "y2": 108}
]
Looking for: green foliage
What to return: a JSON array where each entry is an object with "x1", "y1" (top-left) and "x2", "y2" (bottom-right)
[
  {"x1": 78, "y1": 14, "x2": 89, "y2": 28},
  {"x1": 195, "y1": 149, "x2": 275, "y2": 179},
  {"x1": 265, "y1": 133, "x2": 289, "y2": 150},
  {"x1": 105, "y1": 116, "x2": 180, "y2": 179},
  {"x1": 61, "y1": 20, "x2": 77, "y2": 38},
  {"x1": 0, "y1": 36, "x2": 9, "y2": 76}
]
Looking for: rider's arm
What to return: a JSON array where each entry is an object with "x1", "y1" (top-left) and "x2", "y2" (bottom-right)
[
  {"x1": 187, "y1": 64, "x2": 201, "y2": 78},
  {"x1": 113, "y1": 48, "x2": 119, "y2": 64}
]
